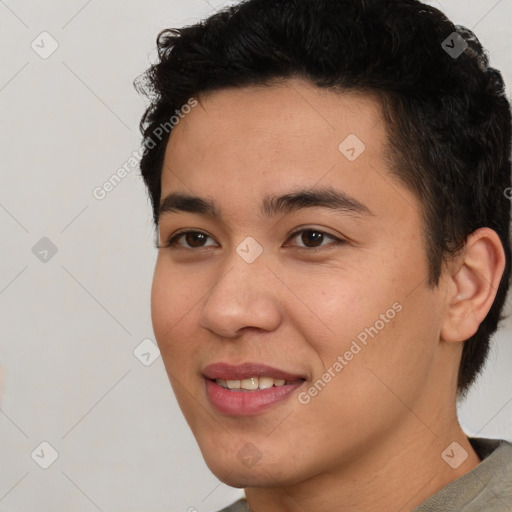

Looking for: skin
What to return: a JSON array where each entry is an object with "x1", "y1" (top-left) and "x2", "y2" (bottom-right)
[{"x1": 150, "y1": 78, "x2": 505, "y2": 512}]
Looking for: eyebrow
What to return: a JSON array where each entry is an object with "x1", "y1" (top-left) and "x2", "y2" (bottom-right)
[
  {"x1": 158, "y1": 186, "x2": 373, "y2": 220},
  {"x1": 159, "y1": 193, "x2": 218, "y2": 218},
  {"x1": 262, "y1": 187, "x2": 373, "y2": 217}
]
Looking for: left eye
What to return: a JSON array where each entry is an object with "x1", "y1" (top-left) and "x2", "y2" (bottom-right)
[{"x1": 286, "y1": 229, "x2": 343, "y2": 248}]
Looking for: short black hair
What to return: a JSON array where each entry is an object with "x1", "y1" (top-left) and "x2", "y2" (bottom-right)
[{"x1": 135, "y1": 0, "x2": 512, "y2": 396}]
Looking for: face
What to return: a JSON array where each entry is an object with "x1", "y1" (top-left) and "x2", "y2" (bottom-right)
[{"x1": 151, "y1": 79, "x2": 450, "y2": 487}]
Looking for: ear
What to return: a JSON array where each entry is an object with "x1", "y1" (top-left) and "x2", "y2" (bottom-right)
[{"x1": 441, "y1": 228, "x2": 506, "y2": 343}]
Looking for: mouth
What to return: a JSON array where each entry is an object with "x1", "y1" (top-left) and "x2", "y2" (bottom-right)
[{"x1": 203, "y1": 362, "x2": 307, "y2": 415}]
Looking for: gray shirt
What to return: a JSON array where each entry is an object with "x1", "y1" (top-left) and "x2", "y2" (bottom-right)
[{"x1": 217, "y1": 438, "x2": 512, "y2": 511}]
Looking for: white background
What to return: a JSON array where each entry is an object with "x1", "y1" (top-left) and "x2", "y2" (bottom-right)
[{"x1": 0, "y1": 0, "x2": 511, "y2": 511}]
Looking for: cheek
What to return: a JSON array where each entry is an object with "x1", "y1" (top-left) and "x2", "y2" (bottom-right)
[
  {"x1": 150, "y1": 263, "x2": 175, "y2": 342},
  {"x1": 150, "y1": 262, "x2": 205, "y2": 412},
  {"x1": 314, "y1": 288, "x2": 440, "y2": 425},
  {"x1": 280, "y1": 262, "x2": 401, "y2": 359},
  {"x1": 150, "y1": 260, "x2": 199, "y2": 357},
  {"x1": 286, "y1": 242, "x2": 437, "y2": 383}
]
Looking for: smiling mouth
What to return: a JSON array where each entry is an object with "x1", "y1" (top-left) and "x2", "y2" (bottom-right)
[{"x1": 202, "y1": 362, "x2": 307, "y2": 414}]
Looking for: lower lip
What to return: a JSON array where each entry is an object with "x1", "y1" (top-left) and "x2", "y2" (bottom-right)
[{"x1": 205, "y1": 379, "x2": 305, "y2": 415}]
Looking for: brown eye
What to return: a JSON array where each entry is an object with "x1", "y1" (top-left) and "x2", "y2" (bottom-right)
[
  {"x1": 287, "y1": 229, "x2": 344, "y2": 249},
  {"x1": 301, "y1": 230, "x2": 325, "y2": 247},
  {"x1": 164, "y1": 230, "x2": 218, "y2": 249},
  {"x1": 184, "y1": 232, "x2": 208, "y2": 247}
]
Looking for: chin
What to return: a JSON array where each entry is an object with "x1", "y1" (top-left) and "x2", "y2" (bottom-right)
[
  {"x1": 209, "y1": 465, "x2": 285, "y2": 489},
  {"x1": 201, "y1": 447, "x2": 307, "y2": 489}
]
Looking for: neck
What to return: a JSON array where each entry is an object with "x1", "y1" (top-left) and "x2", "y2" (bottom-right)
[{"x1": 244, "y1": 416, "x2": 480, "y2": 512}]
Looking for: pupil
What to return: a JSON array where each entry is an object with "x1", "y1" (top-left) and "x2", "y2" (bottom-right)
[
  {"x1": 186, "y1": 232, "x2": 206, "y2": 247},
  {"x1": 302, "y1": 230, "x2": 323, "y2": 247}
]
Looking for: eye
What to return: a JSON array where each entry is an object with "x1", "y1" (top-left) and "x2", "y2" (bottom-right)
[
  {"x1": 161, "y1": 230, "x2": 218, "y2": 249},
  {"x1": 286, "y1": 229, "x2": 344, "y2": 248}
]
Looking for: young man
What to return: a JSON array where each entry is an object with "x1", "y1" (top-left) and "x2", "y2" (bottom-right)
[{"x1": 135, "y1": 0, "x2": 512, "y2": 510}]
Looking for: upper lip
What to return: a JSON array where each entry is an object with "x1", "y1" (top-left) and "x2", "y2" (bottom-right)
[{"x1": 203, "y1": 362, "x2": 306, "y2": 381}]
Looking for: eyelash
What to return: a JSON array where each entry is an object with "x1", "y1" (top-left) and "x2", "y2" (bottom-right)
[{"x1": 159, "y1": 228, "x2": 345, "y2": 250}]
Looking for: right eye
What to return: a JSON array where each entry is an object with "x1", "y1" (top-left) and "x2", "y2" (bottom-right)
[{"x1": 160, "y1": 230, "x2": 219, "y2": 249}]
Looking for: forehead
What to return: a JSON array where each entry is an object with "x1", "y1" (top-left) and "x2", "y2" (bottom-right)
[{"x1": 162, "y1": 78, "x2": 388, "y2": 189}]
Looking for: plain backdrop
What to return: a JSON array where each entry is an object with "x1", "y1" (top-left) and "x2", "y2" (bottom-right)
[{"x1": 0, "y1": 0, "x2": 511, "y2": 511}]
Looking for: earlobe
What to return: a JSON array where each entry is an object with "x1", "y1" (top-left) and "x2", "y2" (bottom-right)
[{"x1": 440, "y1": 228, "x2": 506, "y2": 343}]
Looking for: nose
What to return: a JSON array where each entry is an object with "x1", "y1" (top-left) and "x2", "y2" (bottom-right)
[{"x1": 199, "y1": 256, "x2": 282, "y2": 338}]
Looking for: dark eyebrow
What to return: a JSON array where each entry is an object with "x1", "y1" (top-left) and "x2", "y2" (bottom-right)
[
  {"x1": 158, "y1": 187, "x2": 373, "y2": 220},
  {"x1": 159, "y1": 193, "x2": 218, "y2": 218},
  {"x1": 262, "y1": 187, "x2": 374, "y2": 217}
]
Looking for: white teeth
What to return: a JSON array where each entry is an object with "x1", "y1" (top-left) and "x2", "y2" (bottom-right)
[
  {"x1": 240, "y1": 377, "x2": 259, "y2": 390},
  {"x1": 258, "y1": 376, "x2": 274, "y2": 389},
  {"x1": 226, "y1": 379, "x2": 241, "y2": 389},
  {"x1": 215, "y1": 376, "x2": 292, "y2": 390}
]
